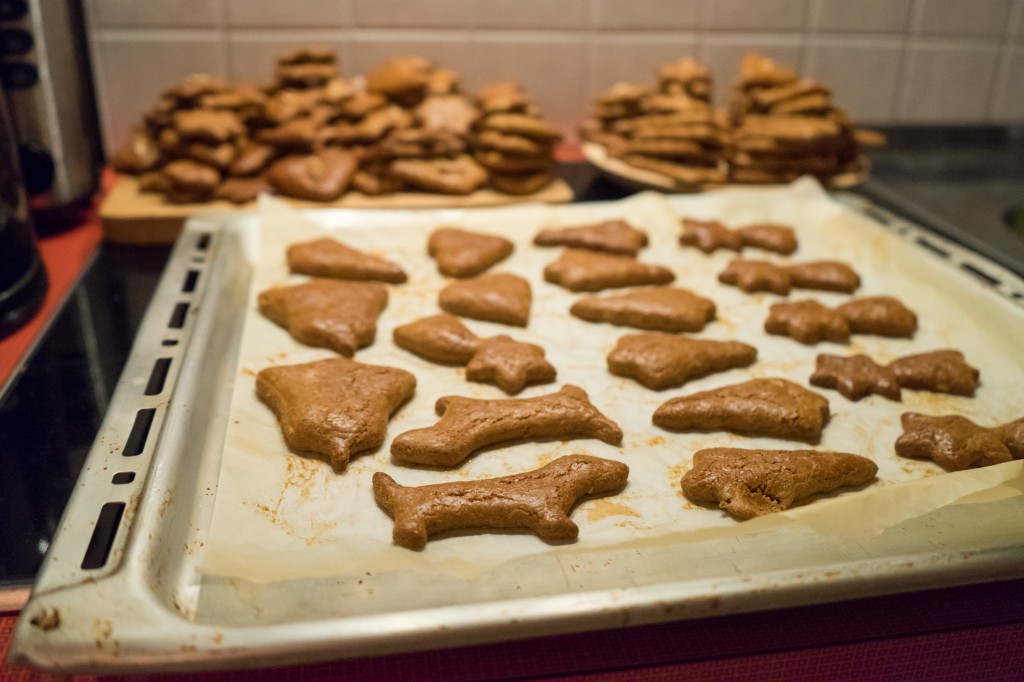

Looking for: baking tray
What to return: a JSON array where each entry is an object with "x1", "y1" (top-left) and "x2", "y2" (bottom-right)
[{"x1": 10, "y1": 180, "x2": 1024, "y2": 673}]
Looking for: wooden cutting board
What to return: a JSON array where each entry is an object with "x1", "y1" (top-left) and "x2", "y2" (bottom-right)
[{"x1": 100, "y1": 174, "x2": 575, "y2": 245}]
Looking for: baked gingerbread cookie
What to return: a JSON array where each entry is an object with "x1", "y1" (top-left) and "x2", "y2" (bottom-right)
[
  {"x1": 256, "y1": 357, "x2": 416, "y2": 471},
  {"x1": 889, "y1": 350, "x2": 979, "y2": 396},
  {"x1": 438, "y1": 272, "x2": 532, "y2": 327},
  {"x1": 534, "y1": 219, "x2": 649, "y2": 256},
  {"x1": 465, "y1": 335, "x2": 557, "y2": 395},
  {"x1": 767, "y1": 296, "x2": 919, "y2": 345},
  {"x1": 895, "y1": 412, "x2": 1024, "y2": 471},
  {"x1": 653, "y1": 378, "x2": 831, "y2": 443},
  {"x1": 287, "y1": 237, "x2": 407, "y2": 284},
  {"x1": 681, "y1": 447, "x2": 877, "y2": 519},
  {"x1": 607, "y1": 333, "x2": 757, "y2": 390},
  {"x1": 810, "y1": 354, "x2": 901, "y2": 401},
  {"x1": 719, "y1": 259, "x2": 860, "y2": 295},
  {"x1": 374, "y1": 454, "x2": 629, "y2": 549},
  {"x1": 394, "y1": 315, "x2": 556, "y2": 394},
  {"x1": 393, "y1": 314, "x2": 479, "y2": 365},
  {"x1": 391, "y1": 385, "x2": 623, "y2": 467},
  {"x1": 811, "y1": 349, "x2": 979, "y2": 401},
  {"x1": 258, "y1": 279, "x2": 388, "y2": 356},
  {"x1": 570, "y1": 287, "x2": 716, "y2": 333},
  {"x1": 543, "y1": 249, "x2": 675, "y2": 292},
  {"x1": 835, "y1": 296, "x2": 917, "y2": 338},
  {"x1": 428, "y1": 227, "x2": 514, "y2": 278},
  {"x1": 682, "y1": 218, "x2": 797, "y2": 254},
  {"x1": 765, "y1": 300, "x2": 851, "y2": 344}
]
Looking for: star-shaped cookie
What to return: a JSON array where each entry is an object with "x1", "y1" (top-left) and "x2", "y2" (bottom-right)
[
  {"x1": 543, "y1": 249, "x2": 675, "y2": 292},
  {"x1": 428, "y1": 227, "x2": 514, "y2": 278},
  {"x1": 258, "y1": 279, "x2": 388, "y2": 356},
  {"x1": 439, "y1": 272, "x2": 532, "y2": 327},
  {"x1": 895, "y1": 412, "x2": 1024, "y2": 471},
  {"x1": 534, "y1": 219, "x2": 649, "y2": 256},
  {"x1": 653, "y1": 378, "x2": 831, "y2": 443},
  {"x1": 465, "y1": 335, "x2": 557, "y2": 394},
  {"x1": 570, "y1": 287, "x2": 716, "y2": 332},
  {"x1": 256, "y1": 357, "x2": 416, "y2": 471},
  {"x1": 287, "y1": 236, "x2": 407, "y2": 284},
  {"x1": 607, "y1": 332, "x2": 757, "y2": 390},
  {"x1": 810, "y1": 353, "x2": 901, "y2": 401},
  {"x1": 764, "y1": 300, "x2": 851, "y2": 345}
]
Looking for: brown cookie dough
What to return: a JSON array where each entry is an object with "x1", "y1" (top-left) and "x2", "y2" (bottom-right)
[
  {"x1": 393, "y1": 314, "x2": 480, "y2": 365},
  {"x1": 736, "y1": 223, "x2": 798, "y2": 255},
  {"x1": 679, "y1": 218, "x2": 743, "y2": 253},
  {"x1": 681, "y1": 447, "x2": 877, "y2": 519},
  {"x1": 439, "y1": 272, "x2": 532, "y2": 327},
  {"x1": 544, "y1": 249, "x2": 675, "y2": 292},
  {"x1": 373, "y1": 454, "x2": 629, "y2": 549},
  {"x1": 786, "y1": 261, "x2": 860, "y2": 294},
  {"x1": 835, "y1": 296, "x2": 917, "y2": 338},
  {"x1": 653, "y1": 378, "x2": 831, "y2": 443},
  {"x1": 267, "y1": 149, "x2": 358, "y2": 201},
  {"x1": 488, "y1": 170, "x2": 556, "y2": 196},
  {"x1": 256, "y1": 357, "x2": 415, "y2": 471},
  {"x1": 718, "y1": 259, "x2": 791, "y2": 295},
  {"x1": 889, "y1": 350, "x2": 980, "y2": 397},
  {"x1": 570, "y1": 287, "x2": 716, "y2": 333},
  {"x1": 895, "y1": 412, "x2": 1024, "y2": 471},
  {"x1": 810, "y1": 354, "x2": 901, "y2": 401},
  {"x1": 257, "y1": 279, "x2": 388, "y2": 356},
  {"x1": 390, "y1": 385, "x2": 623, "y2": 467},
  {"x1": 607, "y1": 333, "x2": 757, "y2": 391},
  {"x1": 465, "y1": 335, "x2": 557, "y2": 395},
  {"x1": 174, "y1": 109, "x2": 244, "y2": 144},
  {"x1": 428, "y1": 227, "x2": 514, "y2": 278},
  {"x1": 390, "y1": 155, "x2": 488, "y2": 195},
  {"x1": 764, "y1": 300, "x2": 851, "y2": 345},
  {"x1": 213, "y1": 176, "x2": 271, "y2": 204},
  {"x1": 534, "y1": 219, "x2": 650, "y2": 256},
  {"x1": 287, "y1": 237, "x2": 407, "y2": 284}
]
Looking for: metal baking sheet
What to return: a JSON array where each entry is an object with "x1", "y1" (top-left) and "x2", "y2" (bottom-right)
[{"x1": 11, "y1": 179, "x2": 1024, "y2": 673}]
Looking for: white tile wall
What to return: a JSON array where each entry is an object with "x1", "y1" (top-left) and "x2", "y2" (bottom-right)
[{"x1": 86, "y1": 0, "x2": 1024, "y2": 154}]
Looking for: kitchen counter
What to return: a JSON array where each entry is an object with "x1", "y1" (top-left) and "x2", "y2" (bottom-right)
[{"x1": 2, "y1": 147, "x2": 1024, "y2": 678}]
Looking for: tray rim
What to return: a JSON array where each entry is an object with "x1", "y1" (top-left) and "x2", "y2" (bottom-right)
[{"x1": 11, "y1": 189, "x2": 1024, "y2": 673}]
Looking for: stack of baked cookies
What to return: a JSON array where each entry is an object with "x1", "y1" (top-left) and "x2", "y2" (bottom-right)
[
  {"x1": 580, "y1": 58, "x2": 729, "y2": 186},
  {"x1": 727, "y1": 54, "x2": 863, "y2": 184},
  {"x1": 580, "y1": 53, "x2": 872, "y2": 188},
  {"x1": 112, "y1": 49, "x2": 562, "y2": 204}
]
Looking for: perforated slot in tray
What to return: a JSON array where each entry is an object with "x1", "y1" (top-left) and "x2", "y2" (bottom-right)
[{"x1": 78, "y1": 231, "x2": 214, "y2": 573}]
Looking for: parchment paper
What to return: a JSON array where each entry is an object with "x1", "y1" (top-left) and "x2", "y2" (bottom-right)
[{"x1": 198, "y1": 179, "x2": 1024, "y2": 619}]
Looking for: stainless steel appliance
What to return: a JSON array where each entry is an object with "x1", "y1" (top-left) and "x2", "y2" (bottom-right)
[{"x1": 0, "y1": 0, "x2": 100, "y2": 232}]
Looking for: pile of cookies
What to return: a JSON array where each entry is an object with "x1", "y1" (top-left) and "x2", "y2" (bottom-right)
[
  {"x1": 111, "y1": 49, "x2": 561, "y2": 204},
  {"x1": 579, "y1": 58, "x2": 729, "y2": 186},
  {"x1": 580, "y1": 54, "x2": 874, "y2": 187},
  {"x1": 728, "y1": 54, "x2": 862, "y2": 184}
]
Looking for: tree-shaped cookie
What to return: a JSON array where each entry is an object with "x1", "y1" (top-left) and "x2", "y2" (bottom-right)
[
  {"x1": 256, "y1": 357, "x2": 416, "y2": 471},
  {"x1": 428, "y1": 227, "x2": 514, "y2": 277},
  {"x1": 607, "y1": 332, "x2": 757, "y2": 390},
  {"x1": 570, "y1": 287, "x2": 716, "y2": 332},
  {"x1": 287, "y1": 236, "x2": 407, "y2": 283},
  {"x1": 895, "y1": 412, "x2": 1023, "y2": 471},
  {"x1": 544, "y1": 249, "x2": 674, "y2": 292},
  {"x1": 439, "y1": 272, "x2": 532, "y2": 326},
  {"x1": 258, "y1": 279, "x2": 388, "y2": 355},
  {"x1": 681, "y1": 447, "x2": 877, "y2": 519},
  {"x1": 391, "y1": 385, "x2": 623, "y2": 467},
  {"x1": 374, "y1": 454, "x2": 629, "y2": 549},
  {"x1": 534, "y1": 219, "x2": 649, "y2": 256},
  {"x1": 653, "y1": 378, "x2": 831, "y2": 443}
]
